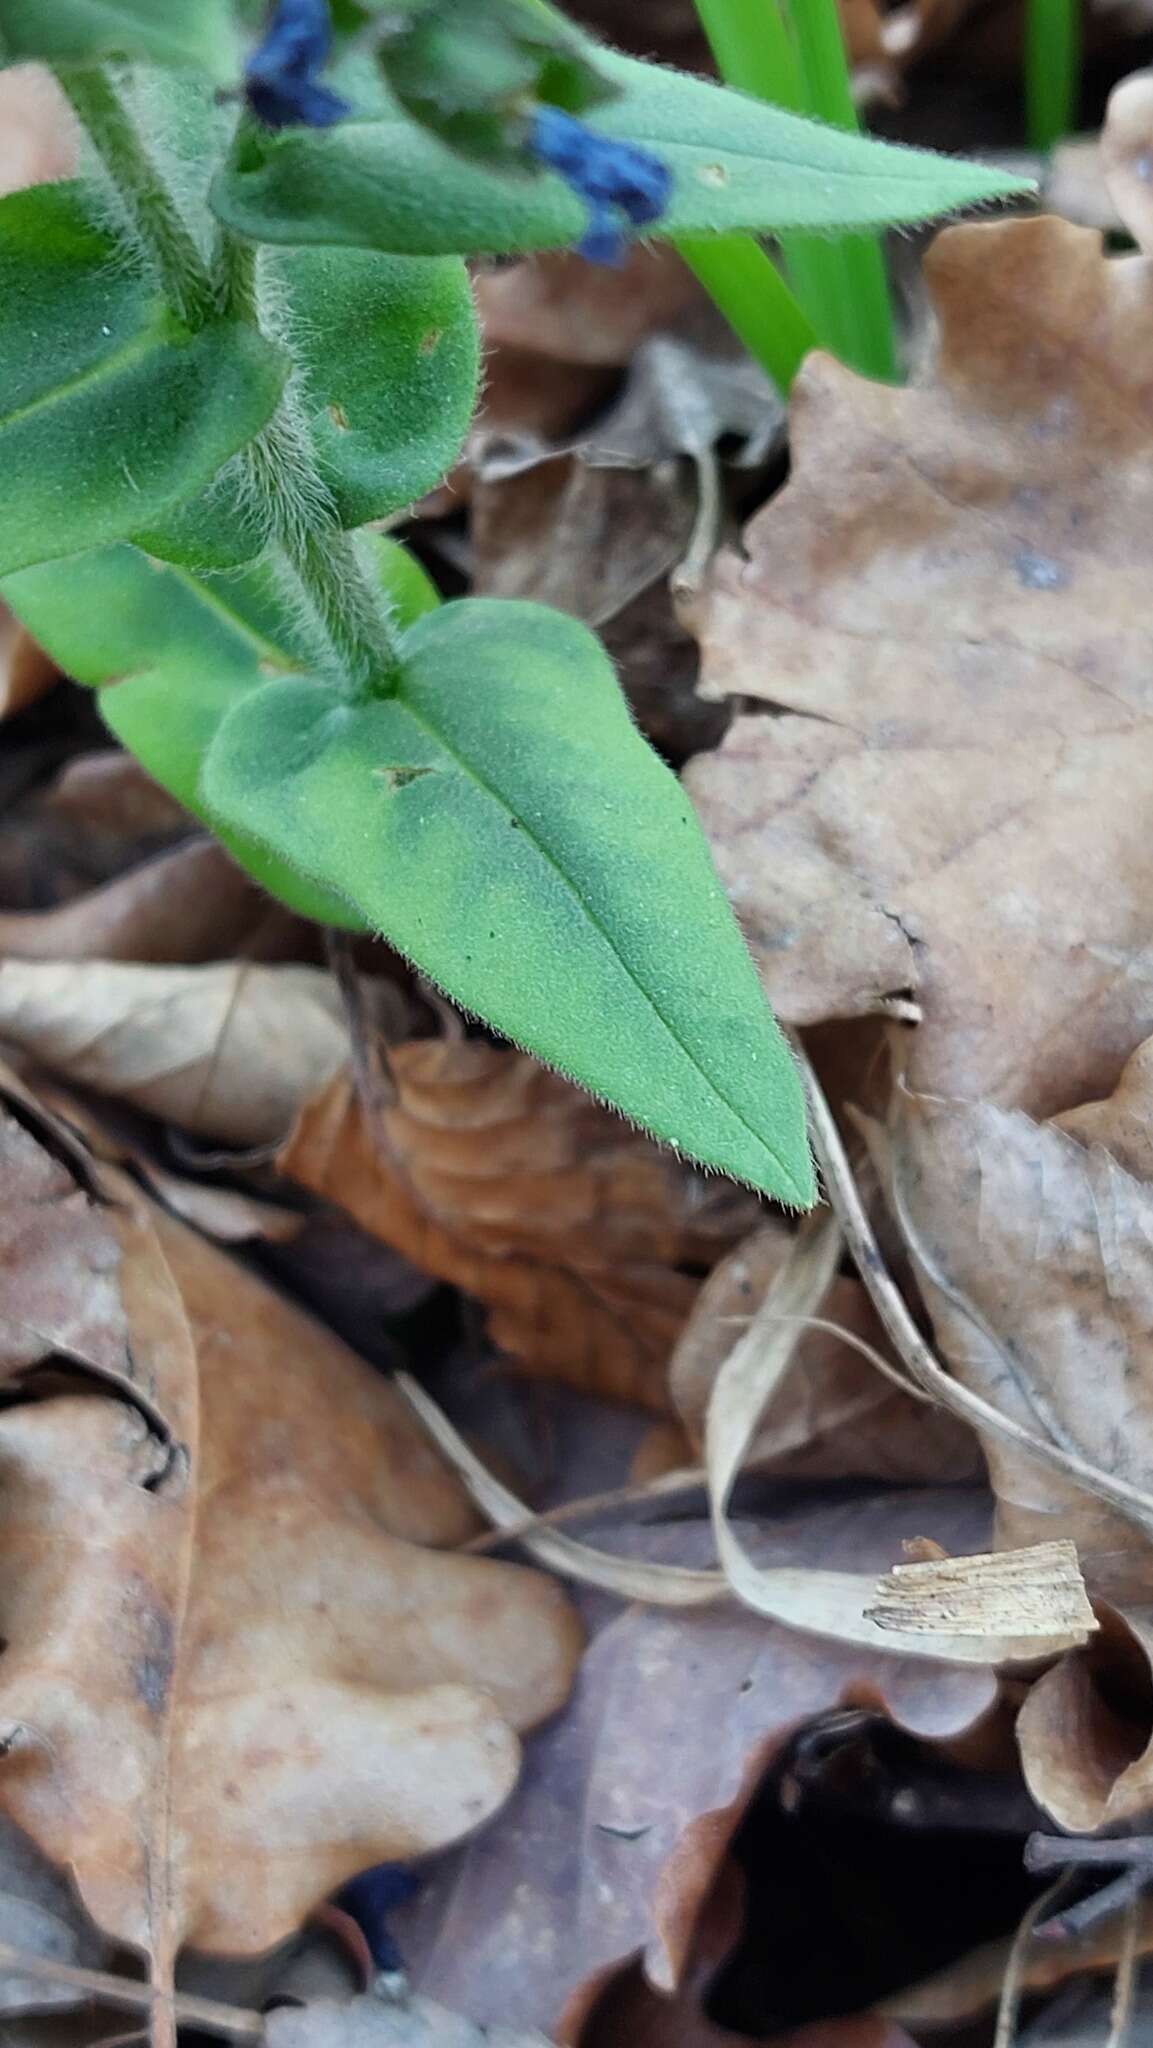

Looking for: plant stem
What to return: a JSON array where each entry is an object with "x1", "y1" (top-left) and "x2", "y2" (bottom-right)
[
  {"x1": 69, "y1": 80, "x2": 403, "y2": 699},
  {"x1": 244, "y1": 409, "x2": 403, "y2": 695},
  {"x1": 785, "y1": 0, "x2": 899, "y2": 381},
  {"x1": 675, "y1": 232, "x2": 816, "y2": 393},
  {"x1": 1024, "y1": 0, "x2": 1080, "y2": 150},
  {"x1": 54, "y1": 67, "x2": 216, "y2": 330}
]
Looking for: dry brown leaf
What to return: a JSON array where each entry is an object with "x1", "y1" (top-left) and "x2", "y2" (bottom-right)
[
  {"x1": 0, "y1": 842, "x2": 272, "y2": 966},
  {"x1": 0, "y1": 960, "x2": 362, "y2": 1145},
  {"x1": 686, "y1": 215, "x2": 1153, "y2": 1123},
  {"x1": 0, "y1": 1074, "x2": 580, "y2": 2004},
  {"x1": 1017, "y1": 1602, "x2": 1153, "y2": 1829},
  {"x1": 0, "y1": 67, "x2": 76, "y2": 196},
  {"x1": 475, "y1": 247, "x2": 699, "y2": 369},
  {"x1": 670, "y1": 1221, "x2": 981, "y2": 1484},
  {"x1": 0, "y1": 1820, "x2": 111, "y2": 2014},
  {"x1": 40, "y1": 753, "x2": 189, "y2": 842},
  {"x1": 1057, "y1": 1028, "x2": 1153, "y2": 1174},
  {"x1": 267, "y1": 1993, "x2": 551, "y2": 2048},
  {"x1": 470, "y1": 449, "x2": 694, "y2": 630},
  {"x1": 698, "y1": 1214, "x2": 1091, "y2": 1659},
  {"x1": 1102, "y1": 67, "x2": 1153, "y2": 251},
  {"x1": 881, "y1": 1085, "x2": 1153, "y2": 1592},
  {"x1": 391, "y1": 1491, "x2": 1000, "y2": 2034},
  {"x1": 280, "y1": 1039, "x2": 757, "y2": 1407},
  {"x1": 0, "y1": 616, "x2": 58, "y2": 722}
]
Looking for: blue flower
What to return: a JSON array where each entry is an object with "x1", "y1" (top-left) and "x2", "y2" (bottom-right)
[
  {"x1": 529, "y1": 105, "x2": 672, "y2": 265},
  {"x1": 245, "y1": 0, "x2": 350, "y2": 130}
]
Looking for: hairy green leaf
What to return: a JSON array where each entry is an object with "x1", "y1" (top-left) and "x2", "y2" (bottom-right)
[
  {"x1": 0, "y1": 536, "x2": 438, "y2": 929},
  {"x1": 138, "y1": 241, "x2": 479, "y2": 572},
  {"x1": 211, "y1": 47, "x2": 1032, "y2": 257},
  {"x1": 0, "y1": 0, "x2": 238, "y2": 77},
  {"x1": 201, "y1": 599, "x2": 815, "y2": 1202},
  {"x1": 0, "y1": 182, "x2": 286, "y2": 577}
]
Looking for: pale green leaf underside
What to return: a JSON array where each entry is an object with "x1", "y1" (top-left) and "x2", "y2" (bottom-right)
[
  {"x1": 210, "y1": 48, "x2": 1032, "y2": 256},
  {"x1": 0, "y1": 536, "x2": 437, "y2": 929},
  {"x1": 202, "y1": 598, "x2": 816, "y2": 1204},
  {"x1": 0, "y1": 0, "x2": 238, "y2": 78},
  {"x1": 0, "y1": 182, "x2": 286, "y2": 576}
]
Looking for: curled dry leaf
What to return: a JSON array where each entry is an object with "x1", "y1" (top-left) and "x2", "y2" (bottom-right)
[
  {"x1": 0, "y1": 960, "x2": 362, "y2": 1145},
  {"x1": 391, "y1": 1492, "x2": 1001, "y2": 2035},
  {"x1": 699, "y1": 1216, "x2": 1091, "y2": 1660},
  {"x1": 686, "y1": 215, "x2": 1153, "y2": 1123},
  {"x1": 280, "y1": 1040, "x2": 758, "y2": 1407},
  {"x1": 1018, "y1": 1605, "x2": 1153, "y2": 1829},
  {"x1": 670, "y1": 1220, "x2": 981, "y2": 1484},
  {"x1": 0, "y1": 1071, "x2": 580, "y2": 1989}
]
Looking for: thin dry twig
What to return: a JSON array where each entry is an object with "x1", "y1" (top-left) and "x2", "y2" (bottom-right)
[
  {"x1": 1108, "y1": 1896, "x2": 1142, "y2": 2048},
  {"x1": 459, "y1": 1467, "x2": 706, "y2": 1555},
  {"x1": 993, "y1": 1882, "x2": 1069, "y2": 2048},
  {"x1": 0, "y1": 1945, "x2": 263, "y2": 2042}
]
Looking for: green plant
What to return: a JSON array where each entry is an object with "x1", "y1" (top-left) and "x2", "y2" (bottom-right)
[
  {"x1": 0, "y1": 0, "x2": 1030, "y2": 1206},
  {"x1": 691, "y1": 0, "x2": 897, "y2": 382},
  {"x1": 1024, "y1": 0, "x2": 1081, "y2": 151}
]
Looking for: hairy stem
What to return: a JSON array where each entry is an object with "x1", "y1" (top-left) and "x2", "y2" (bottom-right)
[
  {"x1": 55, "y1": 67, "x2": 216, "y2": 330},
  {"x1": 244, "y1": 407, "x2": 402, "y2": 694},
  {"x1": 69, "y1": 81, "x2": 403, "y2": 697}
]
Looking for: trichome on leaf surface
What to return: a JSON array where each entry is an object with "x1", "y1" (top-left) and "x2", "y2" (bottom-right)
[{"x1": 0, "y1": 0, "x2": 1027, "y2": 1205}]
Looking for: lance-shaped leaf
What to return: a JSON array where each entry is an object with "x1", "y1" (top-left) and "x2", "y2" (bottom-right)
[
  {"x1": 201, "y1": 598, "x2": 816, "y2": 1204},
  {"x1": 0, "y1": 182, "x2": 286, "y2": 577},
  {"x1": 0, "y1": 537, "x2": 439, "y2": 930},
  {"x1": 210, "y1": 48, "x2": 1032, "y2": 257},
  {"x1": 0, "y1": 0, "x2": 239, "y2": 76}
]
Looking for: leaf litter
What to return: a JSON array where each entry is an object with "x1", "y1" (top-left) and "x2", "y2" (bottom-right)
[{"x1": 12, "y1": 39, "x2": 1153, "y2": 2048}]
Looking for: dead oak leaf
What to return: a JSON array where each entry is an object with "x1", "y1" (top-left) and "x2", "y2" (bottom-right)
[
  {"x1": 279, "y1": 1039, "x2": 758, "y2": 1409},
  {"x1": 685, "y1": 215, "x2": 1153, "y2": 1121},
  {"x1": 881, "y1": 1083, "x2": 1153, "y2": 1595},
  {"x1": 0, "y1": 960, "x2": 359, "y2": 1147},
  {"x1": 0, "y1": 1079, "x2": 580, "y2": 1983}
]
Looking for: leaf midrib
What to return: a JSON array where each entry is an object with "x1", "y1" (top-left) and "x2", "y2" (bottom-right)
[
  {"x1": 0, "y1": 320, "x2": 171, "y2": 435},
  {"x1": 394, "y1": 687, "x2": 804, "y2": 1199}
]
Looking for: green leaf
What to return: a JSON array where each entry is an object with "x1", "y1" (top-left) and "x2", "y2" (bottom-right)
[
  {"x1": 288, "y1": 243, "x2": 479, "y2": 532},
  {"x1": 210, "y1": 46, "x2": 1033, "y2": 257},
  {"x1": 201, "y1": 598, "x2": 815, "y2": 1203},
  {"x1": 0, "y1": 535, "x2": 439, "y2": 930},
  {"x1": 369, "y1": 0, "x2": 614, "y2": 166},
  {"x1": 0, "y1": 0, "x2": 238, "y2": 78},
  {"x1": 137, "y1": 241, "x2": 480, "y2": 570},
  {"x1": 0, "y1": 182, "x2": 287, "y2": 577}
]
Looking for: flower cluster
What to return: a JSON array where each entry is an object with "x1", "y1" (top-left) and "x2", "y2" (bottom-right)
[
  {"x1": 245, "y1": 0, "x2": 350, "y2": 130},
  {"x1": 528, "y1": 105, "x2": 672, "y2": 264}
]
